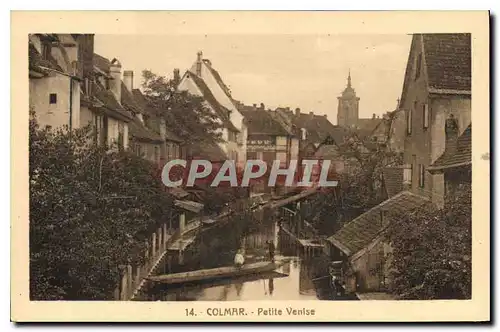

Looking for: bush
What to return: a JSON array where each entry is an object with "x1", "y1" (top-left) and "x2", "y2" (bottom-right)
[
  {"x1": 29, "y1": 117, "x2": 173, "y2": 300},
  {"x1": 387, "y1": 183, "x2": 471, "y2": 299}
]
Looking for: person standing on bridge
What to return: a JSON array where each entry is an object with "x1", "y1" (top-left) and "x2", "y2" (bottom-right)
[
  {"x1": 267, "y1": 240, "x2": 275, "y2": 263},
  {"x1": 234, "y1": 248, "x2": 245, "y2": 268}
]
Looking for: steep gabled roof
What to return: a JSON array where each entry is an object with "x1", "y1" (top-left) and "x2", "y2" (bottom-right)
[
  {"x1": 187, "y1": 71, "x2": 239, "y2": 133},
  {"x1": 93, "y1": 86, "x2": 133, "y2": 122},
  {"x1": 132, "y1": 89, "x2": 183, "y2": 143},
  {"x1": 356, "y1": 118, "x2": 383, "y2": 139},
  {"x1": 29, "y1": 42, "x2": 63, "y2": 73},
  {"x1": 327, "y1": 191, "x2": 429, "y2": 257},
  {"x1": 240, "y1": 109, "x2": 290, "y2": 136},
  {"x1": 428, "y1": 124, "x2": 472, "y2": 171},
  {"x1": 203, "y1": 59, "x2": 234, "y2": 102},
  {"x1": 422, "y1": 33, "x2": 471, "y2": 92},
  {"x1": 294, "y1": 113, "x2": 346, "y2": 145},
  {"x1": 120, "y1": 83, "x2": 163, "y2": 143},
  {"x1": 93, "y1": 53, "x2": 111, "y2": 73},
  {"x1": 400, "y1": 34, "x2": 471, "y2": 107}
]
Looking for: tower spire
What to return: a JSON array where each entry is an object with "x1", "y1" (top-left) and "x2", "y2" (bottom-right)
[{"x1": 347, "y1": 69, "x2": 352, "y2": 88}]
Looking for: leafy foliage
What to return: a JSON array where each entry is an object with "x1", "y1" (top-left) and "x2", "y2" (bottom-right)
[
  {"x1": 387, "y1": 182, "x2": 472, "y2": 299},
  {"x1": 310, "y1": 132, "x2": 403, "y2": 236},
  {"x1": 141, "y1": 69, "x2": 224, "y2": 150},
  {"x1": 29, "y1": 116, "x2": 173, "y2": 300}
]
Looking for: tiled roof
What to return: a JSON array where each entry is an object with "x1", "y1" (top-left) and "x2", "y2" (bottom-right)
[
  {"x1": 93, "y1": 53, "x2": 111, "y2": 73},
  {"x1": 356, "y1": 118, "x2": 383, "y2": 138},
  {"x1": 429, "y1": 124, "x2": 472, "y2": 171},
  {"x1": 29, "y1": 42, "x2": 63, "y2": 73},
  {"x1": 422, "y1": 33, "x2": 471, "y2": 92},
  {"x1": 327, "y1": 191, "x2": 429, "y2": 256},
  {"x1": 187, "y1": 71, "x2": 239, "y2": 133},
  {"x1": 203, "y1": 60, "x2": 233, "y2": 101},
  {"x1": 294, "y1": 113, "x2": 347, "y2": 145},
  {"x1": 382, "y1": 167, "x2": 404, "y2": 198},
  {"x1": 128, "y1": 118, "x2": 163, "y2": 143},
  {"x1": 121, "y1": 83, "x2": 143, "y2": 114},
  {"x1": 132, "y1": 89, "x2": 183, "y2": 143},
  {"x1": 93, "y1": 85, "x2": 133, "y2": 122},
  {"x1": 314, "y1": 141, "x2": 341, "y2": 160},
  {"x1": 120, "y1": 84, "x2": 167, "y2": 143},
  {"x1": 240, "y1": 109, "x2": 290, "y2": 136}
]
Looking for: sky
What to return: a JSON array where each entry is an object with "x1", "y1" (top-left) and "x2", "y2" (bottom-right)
[{"x1": 95, "y1": 34, "x2": 412, "y2": 124}]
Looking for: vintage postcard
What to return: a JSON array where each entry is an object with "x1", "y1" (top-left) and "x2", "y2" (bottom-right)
[{"x1": 11, "y1": 11, "x2": 490, "y2": 322}]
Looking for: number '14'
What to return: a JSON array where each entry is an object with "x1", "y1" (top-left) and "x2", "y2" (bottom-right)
[{"x1": 185, "y1": 308, "x2": 195, "y2": 316}]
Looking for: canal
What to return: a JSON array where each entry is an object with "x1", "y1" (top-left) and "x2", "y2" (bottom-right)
[{"x1": 138, "y1": 216, "x2": 353, "y2": 301}]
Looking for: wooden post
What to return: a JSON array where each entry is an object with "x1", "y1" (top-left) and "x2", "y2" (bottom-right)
[
  {"x1": 120, "y1": 268, "x2": 128, "y2": 301},
  {"x1": 126, "y1": 264, "x2": 133, "y2": 299},
  {"x1": 151, "y1": 233, "x2": 157, "y2": 260},
  {"x1": 135, "y1": 265, "x2": 141, "y2": 289},
  {"x1": 158, "y1": 227, "x2": 163, "y2": 253},
  {"x1": 163, "y1": 223, "x2": 168, "y2": 246},
  {"x1": 179, "y1": 213, "x2": 186, "y2": 234}
]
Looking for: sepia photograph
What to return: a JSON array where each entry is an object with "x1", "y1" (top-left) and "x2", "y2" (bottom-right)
[{"x1": 11, "y1": 11, "x2": 490, "y2": 322}]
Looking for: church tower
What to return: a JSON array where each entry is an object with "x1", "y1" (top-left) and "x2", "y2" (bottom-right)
[{"x1": 337, "y1": 70, "x2": 360, "y2": 128}]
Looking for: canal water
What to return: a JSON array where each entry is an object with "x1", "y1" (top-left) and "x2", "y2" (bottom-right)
[{"x1": 139, "y1": 218, "x2": 343, "y2": 301}]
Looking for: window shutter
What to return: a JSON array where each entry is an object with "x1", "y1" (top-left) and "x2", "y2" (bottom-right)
[
  {"x1": 406, "y1": 109, "x2": 412, "y2": 135},
  {"x1": 419, "y1": 164, "x2": 425, "y2": 188},
  {"x1": 423, "y1": 103, "x2": 429, "y2": 129}
]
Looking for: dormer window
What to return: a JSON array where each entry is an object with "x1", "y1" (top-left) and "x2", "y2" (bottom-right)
[{"x1": 300, "y1": 128, "x2": 307, "y2": 140}]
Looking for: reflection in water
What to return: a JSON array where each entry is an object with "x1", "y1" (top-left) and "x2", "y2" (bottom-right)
[
  {"x1": 141, "y1": 219, "x2": 330, "y2": 301},
  {"x1": 269, "y1": 278, "x2": 274, "y2": 296}
]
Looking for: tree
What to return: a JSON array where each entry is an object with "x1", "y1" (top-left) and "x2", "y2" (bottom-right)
[
  {"x1": 141, "y1": 69, "x2": 224, "y2": 152},
  {"x1": 387, "y1": 182, "x2": 472, "y2": 299},
  {"x1": 29, "y1": 115, "x2": 173, "y2": 300},
  {"x1": 309, "y1": 129, "x2": 403, "y2": 236}
]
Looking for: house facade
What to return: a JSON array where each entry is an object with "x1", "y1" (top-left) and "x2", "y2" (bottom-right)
[
  {"x1": 324, "y1": 33, "x2": 472, "y2": 297},
  {"x1": 239, "y1": 105, "x2": 299, "y2": 195},
  {"x1": 274, "y1": 107, "x2": 348, "y2": 161},
  {"x1": 29, "y1": 34, "x2": 82, "y2": 131},
  {"x1": 177, "y1": 51, "x2": 247, "y2": 166},
  {"x1": 398, "y1": 33, "x2": 471, "y2": 206}
]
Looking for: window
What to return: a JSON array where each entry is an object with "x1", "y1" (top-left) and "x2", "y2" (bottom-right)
[
  {"x1": 403, "y1": 165, "x2": 412, "y2": 186},
  {"x1": 136, "y1": 144, "x2": 143, "y2": 157},
  {"x1": 154, "y1": 146, "x2": 160, "y2": 163},
  {"x1": 423, "y1": 103, "x2": 429, "y2": 129},
  {"x1": 49, "y1": 93, "x2": 57, "y2": 104},
  {"x1": 415, "y1": 53, "x2": 422, "y2": 80},
  {"x1": 412, "y1": 155, "x2": 417, "y2": 188},
  {"x1": 406, "y1": 108, "x2": 412, "y2": 135},
  {"x1": 418, "y1": 164, "x2": 425, "y2": 188}
]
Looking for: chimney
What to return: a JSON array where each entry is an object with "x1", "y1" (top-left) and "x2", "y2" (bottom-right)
[
  {"x1": 372, "y1": 113, "x2": 376, "y2": 119},
  {"x1": 196, "y1": 51, "x2": 203, "y2": 76},
  {"x1": 295, "y1": 108, "x2": 301, "y2": 117},
  {"x1": 123, "y1": 70, "x2": 133, "y2": 92},
  {"x1": 324, "y1": 114, "x2": 327, "y2": 118},
  {"x1": 445, "y1": 113, "x2": 459, "y2": 155},
  {"x1": 252, "y1": 103, "x2": 257, "y2": 111},
  {"x1": 309, "y1": 111, "x2": 314, "y2": 119},
  {"x1": 173, "y1": 68, "x2": 180, "y2": 84},
  {"x1": 260, "y1": 103, "x2": 265, "y2": 110},
  {"x1": 109, "y1": 58, "x2": 122, "y2": 103},
  {"x1": 77, "y1": 34, "x2": 95, "y2": 80}
]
